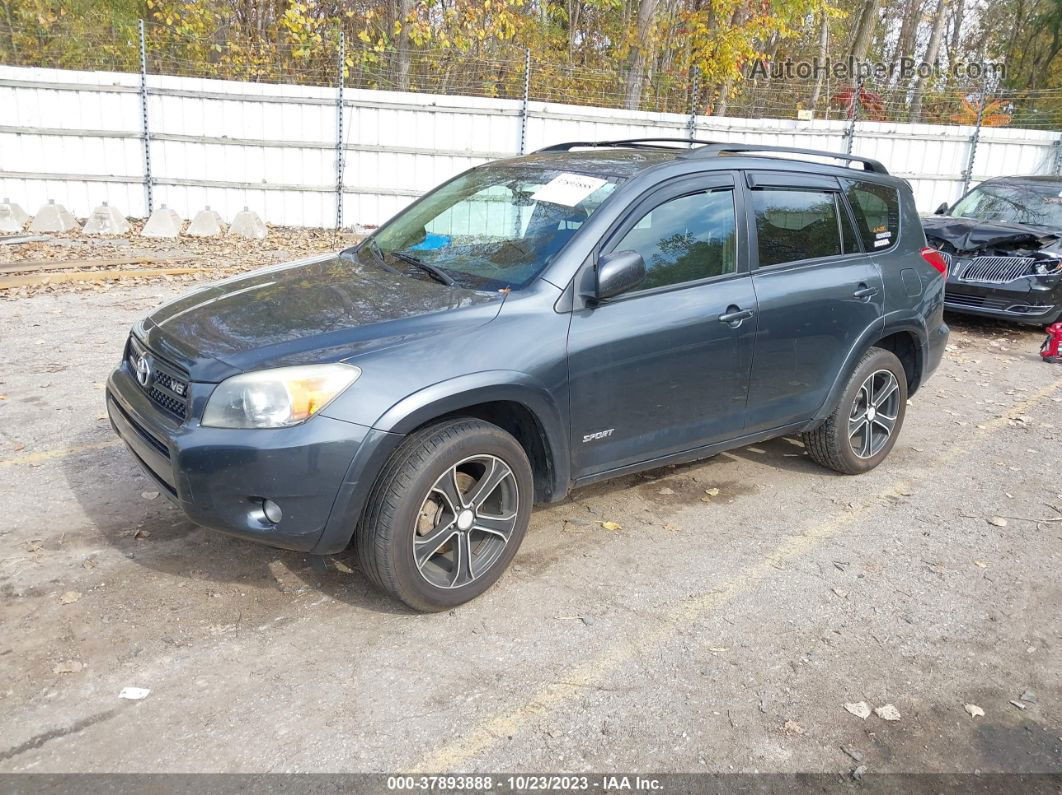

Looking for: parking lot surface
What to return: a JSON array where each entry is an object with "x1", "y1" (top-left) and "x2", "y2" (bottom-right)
[{"x1": 1, "y1": 277, "x2": 1060, "y2": 775}]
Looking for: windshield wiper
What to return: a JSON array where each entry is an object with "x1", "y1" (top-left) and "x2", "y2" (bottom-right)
[{"x1": 389, "y1": 250, "x2": 456, "y2": 287}]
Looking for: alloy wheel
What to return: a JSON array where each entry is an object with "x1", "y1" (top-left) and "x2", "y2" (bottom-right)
[
  {"x1": 412, "y1": 455, "x2": 520, "y2": 589},
  {"x1": 848, "y1": 369, "x2": 900, "y2": 459}
]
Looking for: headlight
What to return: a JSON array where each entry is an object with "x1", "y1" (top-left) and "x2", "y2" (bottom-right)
[{"x1": 202, "y1": 364, "x2": 361, "y2": 429}]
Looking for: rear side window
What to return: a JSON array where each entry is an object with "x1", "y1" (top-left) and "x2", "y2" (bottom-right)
[
  {"x1": 613, "y1": 189, "x2": 737, "y2": 289},
  {"x1": 844, "y1": 180, "x2": 900, "y2": 250},
  {"x1": 751, "y1": 189, "x2": 847, "y2": 267}
]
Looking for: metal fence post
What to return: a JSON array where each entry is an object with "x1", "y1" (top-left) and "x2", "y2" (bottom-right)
[
  {"x1": 137, "y1": 20, "x2": 153, "y2": 215},
  {"x1": 1054, "y1": 137, "x2": 1062, "y2": 176},
  {"x1": 519, "y1": 48, "x2": 531, "y2": 154},
  {"x1": 335, "y1": 30, "x2": 345, "y2": 231},
  {"x1": 961, "y1": 80, "x2": 987, "y2": 194},
  {"x1": 844, "y1": 73, "x2": 861, "y2": 155},
  {"x1": 686, "y1": 66, "x2": 700, "y2": 145}
]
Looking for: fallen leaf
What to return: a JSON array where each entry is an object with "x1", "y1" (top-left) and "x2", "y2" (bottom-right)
[
  {"x1": 964, "y1": 703, "x2": 984, "y2": 718},
  {"x1": 59, "y1": 591, "x2": 81, "y2": 605},
  {"x1": 119, "y1": 687, "x2": 151, "y2": 700},
  {"x1": 704, "y1": 487, "x2": 720, "y2": 497},
  {"x1": 708, "y1": 646, "x2": 728, "y2": 653},
  {"x1": 599, "y1": 521, "x2": 622, "y2": 531},
  {"x1": 988, "y1": 516, "x2": 1008, "y2": 527},
  {"x1": 974, "y1": 561, "x2": 988, "y2": 568},
  {"x1": 1009, "y1": 699, "x2": 1026, "y2": 710},
  {"x1": 141, "y1": 491, "x2": 159, "y2": 501},
  {"x1": 783, "y1": 719, "x2": 805, "y2": 736},
  {"x1": 133, "y1": 528, "x2": 150, "y2": 539},
  {"x1": 844, "y1": 701, "x2": 871, "y2": 720},
  {"x1": 658, "y1": 487, "x2": 675, "y2": 496},
  {"x1": 53, "y1": 660, "x2": 84, "y2": 674},
  {"x1": 874, "y1": 704, "x2": 901, "y2": 721},
  {"x1": 831, "y1": 587, "x2": 848, "y2": 598}
]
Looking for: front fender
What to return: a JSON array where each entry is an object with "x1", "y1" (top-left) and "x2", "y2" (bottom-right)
[{"x1": 374, "y1": 370, "x2": 571, "y2": 498}]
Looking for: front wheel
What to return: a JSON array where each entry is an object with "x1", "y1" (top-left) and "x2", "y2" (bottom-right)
[
  {"x1": 802, "y1": 347, "x2": 908, "y2": 475},
  {"x1": 356, "y1": 418, "x2": 533, "y2": 611}
]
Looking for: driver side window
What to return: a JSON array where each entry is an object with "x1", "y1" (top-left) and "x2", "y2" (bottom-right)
[{"x1": 613, "y1": 189, "x2": 737, "y2": 290}]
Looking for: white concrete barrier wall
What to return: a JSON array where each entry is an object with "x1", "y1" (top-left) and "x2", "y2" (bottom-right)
[{"x1": 1, "y1": 64, "x2": 1059, "y2": 228}]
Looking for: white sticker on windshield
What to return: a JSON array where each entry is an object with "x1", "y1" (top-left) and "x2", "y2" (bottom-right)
[{"x1": 531, "y1": 173, "x2": 608, "y2": 207}]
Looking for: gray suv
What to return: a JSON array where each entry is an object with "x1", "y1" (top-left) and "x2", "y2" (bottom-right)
[{"x1": 107, "y1": 139, "x2": 949, "y2": 611}]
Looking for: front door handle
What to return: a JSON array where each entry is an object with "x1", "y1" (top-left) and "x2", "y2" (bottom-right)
[
  {"x1": 718, "y1": 306, "x2": 755, "y2": 326},
  {"x1": 853, "y1": 284, "x2": 879, "y2": 300}
]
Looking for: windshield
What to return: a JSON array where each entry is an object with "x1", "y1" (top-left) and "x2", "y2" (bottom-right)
[
  {"x1": 950, "y1": 182, "x2": 1062, "y2": 228},
  {"x1": 351, "y1": 165, "x2": 621, "y2": 290}
]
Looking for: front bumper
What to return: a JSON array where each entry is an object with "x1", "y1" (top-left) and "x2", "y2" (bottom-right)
[
  {"x1": 106, "y1": 358, "x2": 398, "y2": 553},
  {"x1": 944, "y1": 273, "x2": 1062, "y2": 325}
]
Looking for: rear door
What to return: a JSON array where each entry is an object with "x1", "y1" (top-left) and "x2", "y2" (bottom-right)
[
  {"x1": 742, "y1": 171, "x2": 885, "y2": 432},
  {"x1": 566, "y1": 173, "x2": 757, "y2": 477}
]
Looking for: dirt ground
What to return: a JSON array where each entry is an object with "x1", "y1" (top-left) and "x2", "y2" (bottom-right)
[{"x1": 0, "y1": 243, "x2": 1060, "y2": 777}]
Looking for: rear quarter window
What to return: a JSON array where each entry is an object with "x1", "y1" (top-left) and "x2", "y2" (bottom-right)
[{"x1": 844, "y1": 180, "x2": 901, "y2": 251}]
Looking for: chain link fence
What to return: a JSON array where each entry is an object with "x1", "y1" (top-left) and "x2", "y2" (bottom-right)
[{"x1": 3, "y1": 20, "x2": 1062, "y2": 130}]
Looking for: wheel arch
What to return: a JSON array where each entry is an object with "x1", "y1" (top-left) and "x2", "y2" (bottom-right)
[
  {"x1": 373, "y1": 371, "x2": 570, "y2": 505},
  {"x1": 811, "y1": 319, "x2": 927, "y2": 426}
]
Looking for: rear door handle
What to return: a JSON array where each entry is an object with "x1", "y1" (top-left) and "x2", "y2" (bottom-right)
[
  {"x1": 853, "y1": 285, "x2": 879, "y2": 300},
  {"x1": 718, "y1": 306, "x2": 754, "y2": 326}
]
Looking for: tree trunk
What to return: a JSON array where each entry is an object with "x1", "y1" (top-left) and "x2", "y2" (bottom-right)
[
  {"x1": 849, "y1": 0, "x2": 883, "y2": 62},
  {"x1": 809, "y1": 12, "x2": 829, "y2": 112},
  {"x1": 396, "y1": 0, "x2": 412, "y2": 91},
  {"x1": 909, "y1": 0, "x2": 948, "y2": 122},
  {"x1": 623, "y1": 0, "x2": 658, "y2": 110}
]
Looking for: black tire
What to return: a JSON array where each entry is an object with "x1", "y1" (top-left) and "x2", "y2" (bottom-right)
[
  {"x1": 356, "y1": 418, "x2": 533, "y2": 612},
  {"x1": 802, "y1": 347, "x2": 908, "y2": 475}
]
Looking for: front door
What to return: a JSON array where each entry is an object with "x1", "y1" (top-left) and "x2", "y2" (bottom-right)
[
  {"x1": 741, "y1": 171, "x2": 885, "y2": 432},
  {"x1": 567, "y1": 174, "x2": 757, "y2": 478}
]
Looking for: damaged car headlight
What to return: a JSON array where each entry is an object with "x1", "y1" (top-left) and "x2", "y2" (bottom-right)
[
  {"x1": 202, "y1": 363, "x2": 361, "y2": 428},
  {"x1": 1033, "y1": 256, "x2": 1062, "y2": 276}
]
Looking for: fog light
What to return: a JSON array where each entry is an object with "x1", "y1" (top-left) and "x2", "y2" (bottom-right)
[{"x1": 262, "y1": 499, "x2": 283, "y2": 524}]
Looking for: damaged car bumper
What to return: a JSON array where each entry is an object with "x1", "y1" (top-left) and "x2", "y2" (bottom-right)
[{"x1": 943, "y1": 255, "x2": 1062, "y2": 324}]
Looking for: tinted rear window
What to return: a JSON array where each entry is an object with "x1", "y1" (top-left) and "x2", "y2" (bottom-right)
[
  {"x1": 751, "y1": 189, "x2": 845, "y2": 266},
  {"x1": 844, "y1": 180, "x2": 900, "y2": 250}
]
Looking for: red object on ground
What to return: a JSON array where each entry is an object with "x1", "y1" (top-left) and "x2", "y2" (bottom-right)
[{"x1": 1041, "y1": 322, "x2": 1062, "y2": 363}]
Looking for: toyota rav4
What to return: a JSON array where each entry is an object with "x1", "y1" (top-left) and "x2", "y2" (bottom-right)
[{"x1": 107, "y1": 139, "x2": 949, "y2": 611}]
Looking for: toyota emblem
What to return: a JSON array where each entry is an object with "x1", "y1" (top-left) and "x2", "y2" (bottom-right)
[{"x1": 135, "y1": 354, "x2": 152, "y2": 388}]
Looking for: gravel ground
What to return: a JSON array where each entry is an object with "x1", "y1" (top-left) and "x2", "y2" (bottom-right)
[
  {"x1": 0, "y1": 224, "x2": 360, "y2": 297},
  {"x1": 0, "y1": 269, "x2": 1060, "y2": 777}
]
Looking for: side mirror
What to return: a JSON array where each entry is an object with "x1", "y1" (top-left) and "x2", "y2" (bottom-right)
[
  {"x1": 934, "y1": 202, "x2": 949, "y2": 215},
  {"x1": 596, "y1": 250, "x2": 646, "y2": 301}
]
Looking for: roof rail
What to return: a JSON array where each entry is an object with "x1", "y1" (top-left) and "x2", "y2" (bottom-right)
[
  {"x1": 535, "y1": 138, "x2": 720, "y2": 153},
  {"x1": 680, "y1": 143, "x2": 888, "y2": 174}
]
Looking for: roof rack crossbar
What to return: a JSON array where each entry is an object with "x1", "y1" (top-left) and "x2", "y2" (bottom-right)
[
  {"x1": 535, "y1": 138, "x2": 720, "y2": 153},
  {"x1": 680, "y1": 143, "x2": 888, "y2": 174}
]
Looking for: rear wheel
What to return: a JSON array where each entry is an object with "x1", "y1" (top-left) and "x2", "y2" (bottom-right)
[
  {"x1": 802, "y1": 347, "x2": 907, "y2": 475},
  {"x1": 357, "y1": 418, "x2": 533, "y2": 612}
]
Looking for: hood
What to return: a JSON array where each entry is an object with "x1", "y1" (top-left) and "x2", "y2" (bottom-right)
[
  {"x1": 140, "y1": 253, "x2": 504, "y2": 380},
  {"x1": 921, "y1": 215, "x2": 1060, "y2": 253}
]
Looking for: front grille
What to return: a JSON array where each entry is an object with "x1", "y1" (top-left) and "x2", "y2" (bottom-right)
[
  {"x1": 127, "y1": 336, "x2": 190, "y2": 420},
  {"x1": 957, "y1": 256, "x2": 1035, "y2": 284},
  {"x1": 945, "y1": 293, "x2": 1010, "y2": 310}
]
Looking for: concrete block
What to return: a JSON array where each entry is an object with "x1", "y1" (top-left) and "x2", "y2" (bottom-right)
[
  {"x1": 0, "y1": 198, "x2": 29, "y2": 232},
  {"x1": 82, "y1": 202, "x2": 132, "y2": 236},
  {"x1": 186, "y1": 207, "x2": 226, "y2": 237},
  {"x1": 141, "y1": 204, "x2": 183, "y2": 238},
  {"x1": 228, "y1": 207, "x2": 267, "y2": 240},
  {"x1": 29, "y1": 200, "x2": 80, "y2": 233}
]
